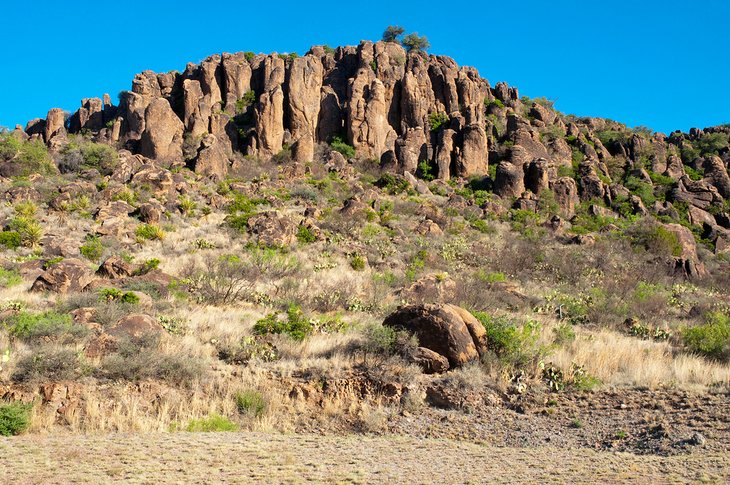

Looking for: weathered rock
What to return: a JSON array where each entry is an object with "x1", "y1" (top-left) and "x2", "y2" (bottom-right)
[
  {"x1": 31, "y1": 259, "x2": 94, "y2": 293},
  {"x1": 107, "y1": 314, "x2": 164, "y2": 340},
  {"x1": 383, "y1": 304, "x2": 487, "y2": 369},
  {"x1": 494, "y1": 161, "x2": 525, "y2": 199},
  {"x1": 97, "y1": 256, "x2": 135, "y2": 279},
  {"x1": 132, "y1": 164, "x2": 174, "y2": 196},
  {"x1": 139, "y1": 98, "x2": 184, "y2": 160},
  {"x1": 551, "y1": 177, "x2": 579, "y2": 219},
  {"x1": 247, "y1": 211, "x2": 297, "y2": 247},
  {"x1": 191, "y1": 134, "x2": 229, "y2": 180},
  {"x1": 703, "y1": 156, "x2": 730, "y2": 198},
  {"x1": 663, "y1": 223, "x2": 707, "y2": 278},
  {"x1": 44, "y1": 108, "x2": 66, "y2": 142},
  {"x1": 407, "y1": 347, "x2": 450, "y2": 374}
]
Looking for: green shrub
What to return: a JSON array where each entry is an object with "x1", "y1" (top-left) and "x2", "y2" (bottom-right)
[
  {"x1": 416, "y1": 159, "x2": 436, "y2": 181},
  {"x1": 428, "y1": 112, "x2": 449, "y2": 132},
  {"x1": 0, "y1": 231, "x2": 22, "y2": 249},
  {"x1": 682, "y1": 312, "x2": 730, "y2": 361},
  {"x1": 473, "y1": 312, "x2": 544, "y2": 367},
  {"x1": 98, "y1": 288, "x2": 140, "y2": 304},
  {"x1": 382, "y1": 25, "x2": 405, "y2": 43},
  {"x1": 135, "y1": 224, "x2": 165, "y2": 241},
  {"x1": 330, "y1": 136, "x2": 355, "y2": 158},
  {"x1": 79, "y1": 235, "x2": 104, "y2": 262},
  {"x1": 235, "y1": 90, "x2": 257, "y2": 113},
  {"x1": 253, "y1": 304, "x2": 313, "y2": 341},
  {"x1": 625, "y1": 176, "x2": 656, "y2": 206},
  {"x1": 375, "y1": 173, "x2": 409, "y2": 194},
  {"x1": 0, "y1": 134, "x2": 53, "y2": 175},
  {"x1": 235, "y1": 390, "x2": 267, "y2": 417},
  {"x1": 401, "y1": 32, "x2": 430, "y2": 52},
  {"x1": 5, "y1": 311, "x2": 87, "y2": 342},
  {"x1": 630, "y1": 223, "x2": 682, "y2": 257},
  {"x1": 0, "y1": 401, "x2": 32, "y2": 436},
  {"x1": 181, "y1": 414, "x2": 238, "y2": 432},
  {"x1": 350, "y1": 254, "x2": 366, "y2": 271},
  {"x1": 296, "y1": 225, "x2": 317, "y2": 244},
  {"x1": 58, "y1": 139, "x2": 118, "y2": 175},
  {"x1": 0, "y1": 268, "x2": 22, "y2": 288}
]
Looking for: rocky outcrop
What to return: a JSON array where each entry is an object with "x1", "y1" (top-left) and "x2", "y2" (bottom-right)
[{"x1": 138, "y1": 98, "x2": 184, "y2": 160}]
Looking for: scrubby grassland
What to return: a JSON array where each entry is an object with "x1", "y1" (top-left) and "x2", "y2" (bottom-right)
[{"x1": 1, "y1": 39, "x2": 730, "y2": 483}]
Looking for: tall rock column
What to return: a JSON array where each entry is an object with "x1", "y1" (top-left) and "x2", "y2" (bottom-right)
[{"x1": 287, "y1": 55, "x2": 323, "y2": 162}]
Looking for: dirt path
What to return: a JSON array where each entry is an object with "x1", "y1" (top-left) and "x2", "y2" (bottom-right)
[{"x1": 1, "y1": 431, "x2": 727, "y2": 484}]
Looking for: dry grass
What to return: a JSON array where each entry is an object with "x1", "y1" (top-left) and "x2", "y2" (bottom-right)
[{"x1": 551, "y1": 327, "x2": 730, "y2": 390}]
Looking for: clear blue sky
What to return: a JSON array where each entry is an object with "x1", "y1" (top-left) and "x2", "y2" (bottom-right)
[{"x1": 1, "y1": 0, "x2": 728, "y2": 134}]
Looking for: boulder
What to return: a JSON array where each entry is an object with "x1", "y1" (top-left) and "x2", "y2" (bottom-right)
[
  {"x1": 494, "y1": 161, "x2": 525, "y2": 199},
  {"x1": 31, "y1": 259, "x2": 95, "y2": 293},
  {"x1": 247, "y1": 211, "x2": 298, "y2": 247},
  {"x1": 400, "y1": 274, "x2": 456, "y2": 304},
  {"x1": 97, "y1": 256, "x2": 135, "y2": 279},
  {"x1": 383, "y1": 304, "x2": 487, "y2": 369},
  {"x1": 663, "y1": 223, "x2": 707, "y2": 279}
]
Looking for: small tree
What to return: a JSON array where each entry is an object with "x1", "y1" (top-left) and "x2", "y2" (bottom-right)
[
  {"x1": 382, "y1": 25, "x2": 405, "y2": 43},
  {"x1": 401, "y1": 33, "x2": 430, "y2": 53}
]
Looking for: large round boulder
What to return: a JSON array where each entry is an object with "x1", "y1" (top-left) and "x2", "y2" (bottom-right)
[{"x1": 383, "y1": 304, "x2": 487, "y2": 369}]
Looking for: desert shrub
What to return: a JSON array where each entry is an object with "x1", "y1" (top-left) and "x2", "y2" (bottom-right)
[
  {"x1": 98, "y1": 288, "x2": 140, "y2": 304},
  {"x1": 696, "y1": 132, "x2": 729, "y2": 156},
  {"x1": 235, "y1": 90, "x2": 257, "y2": 114},
  {"x1": 375, "y1": 173, "x2": 409, "y2": 194},
  {"x1": 682, "y1": 312, "x2": 730, "y2": 361},
  {"x1": 628, "y1": 222, "x2": 682, "y2": 257},
  {"x1": 253, "y1": 304, "x2": 312, "y2": 341},
  {"x1": 99, "y1": 334, "x2": 204, "y2": 386},
  {"x1": 624, "y1": 176, "x2": 656, "y2": 206},
  {"x1": 0, "y1": 401, "x2": 32, "y2": 436},
  {"x1": 184, "y1": 254, "x2": 258, "y2": 305},
  {"x1": 0, "y1": 231, "x2": 22, "y2": 249},
  {"x1": 552, "y1": 322, "x2": 576, "y2": 345},
  {"x1": 417, "y1": 159, "x2": 436, "y2": 181},
  {"x1": 330, "y1": 136, "x2": 356, "y2": 158},
  {"x1": 226, "y1": 194, "x2": 268, "y2": 232},
  {"x1": 350, "y1": 254, "x2": 366, "y2": 271},
  {"x1": 158, "y1": 316, "x2": 188, "y2": 336},
  {"x1": 180, "y1": 414, "x2": 238, "y2": 432},
  {"x1": 235, "y1": 390, "x2": 267, "y2": 417},
  {"x1": 0, "y1": 134, "x2": 53, "y2": 175},
  {"x1": 58, "y1": 139, "x2": 118, "y2": 175},
  {"x1": 12, "y1": 347, "x2": 81, "y2": 382},
  {"x1": 428, "y1": 112, "x2": 449, "y2": 132},
  {"x1": 0, "y1": 268, "x2": 22, "y2": 288},
  {"x1": 217, "y1": 336, "x2": 278, "y2": 365},
  {"x1": 135, "y1": 224, "x2": 165, "y2": 241},
  {"x1": 79, "y1": 235, "x2": 104, "y2": 262},
  {"x1": 296, "y1": 225, "x2": 317, "y2": 244},
  {"x1": 5, "y1": 311, "x2": 88, "y2": 342},
  {"x1": 135, "y1": 258, "x2": 160, "y2": 275},
  {"x1": 177, "y1": 195, "x2": 197, "y2": 216},
  {"x1": 473, "y1": 312, "x2": 545, "y2": 368}
]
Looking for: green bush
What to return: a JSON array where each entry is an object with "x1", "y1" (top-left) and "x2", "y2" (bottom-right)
[
  {"x1": 8, "y1": 215, "x2": 42, "y2": 248},
  {"x1": 428, "y1": 112, "x2": 449, "y2": 132},
  {"x1": 235, "y1": 90, "x2": 257, "y2": 113},
  {"x1": 375, "y1": 173, "x2": 409, "y2": 194},
  {"x1": 5, "y1": 311, "x2": 87, "y2": 342},
  {"x1": 253, "y1": 304, "x2": 313, "y2": 341},
  {"x1": 0, "y1": 134, "x2": 53, "y2": 175},
  {"x1": 58, "y1": 139, "x2": 118, "y2": 175},
  {"x1": 624, "y1": 176, "x2": 656, "y2": 206},
  {"x1": 296, "y1": 225, "x2": 317, "y2": 244},
  {"x1": 330, "y1": 136, "x2": 355, "y2": 158},
  {"x1": 382, "y1": 25, "x2": 405, "y2": 42},
  {"x1": 0, "y1": 401, "x2": 32, "y2": 436},
  {"x1": 350, "y1": 254, "x2": 366, "y2": 271},
  {"x1": 98, "y1": 288, "x2": 140, "y2": 304},
  {"x1": 416, "y1": 160, "x2": 436, "y2": 181},
  {"x1": 181, "y1": 414, "x2": 238, "y2": 432},
  {"x1": 473, "y1": 312, "x2": 544, "y2": 368},
  {"x1": 80, "y1": 235, "x2": 104, "y2": 262},
  {"x1": 682, "y1": 312, "x2": 730, "y2": 361},
  {"x1": 630, "y1": 223, "x2": 683, "y2": 257},
  {"x1": 0, "y1": 231, "x2": 22, "y2": 249},
  {"x1": 401, "y1": 32, "x2": 430, "y2": 52},
  {"x1": 235, "y1": 390, "x2": 267, "y2": 417}
]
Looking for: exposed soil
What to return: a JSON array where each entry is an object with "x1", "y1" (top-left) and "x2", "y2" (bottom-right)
[{"x1": 1, "y1": 431, "x2": 728, "y2": 484}]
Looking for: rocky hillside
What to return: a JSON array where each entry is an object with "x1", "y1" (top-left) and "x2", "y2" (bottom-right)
[
  {"x1": 14, "y1": 40, "x2": 730, "y2": 271},
  {"x1": 0, "y1": 40, "x2": 728, "y2": 452}
]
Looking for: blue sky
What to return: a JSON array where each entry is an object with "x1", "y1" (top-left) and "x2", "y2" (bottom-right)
[{"x1": 1, "y1": 1, "x2": 728, "y2": 134}]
